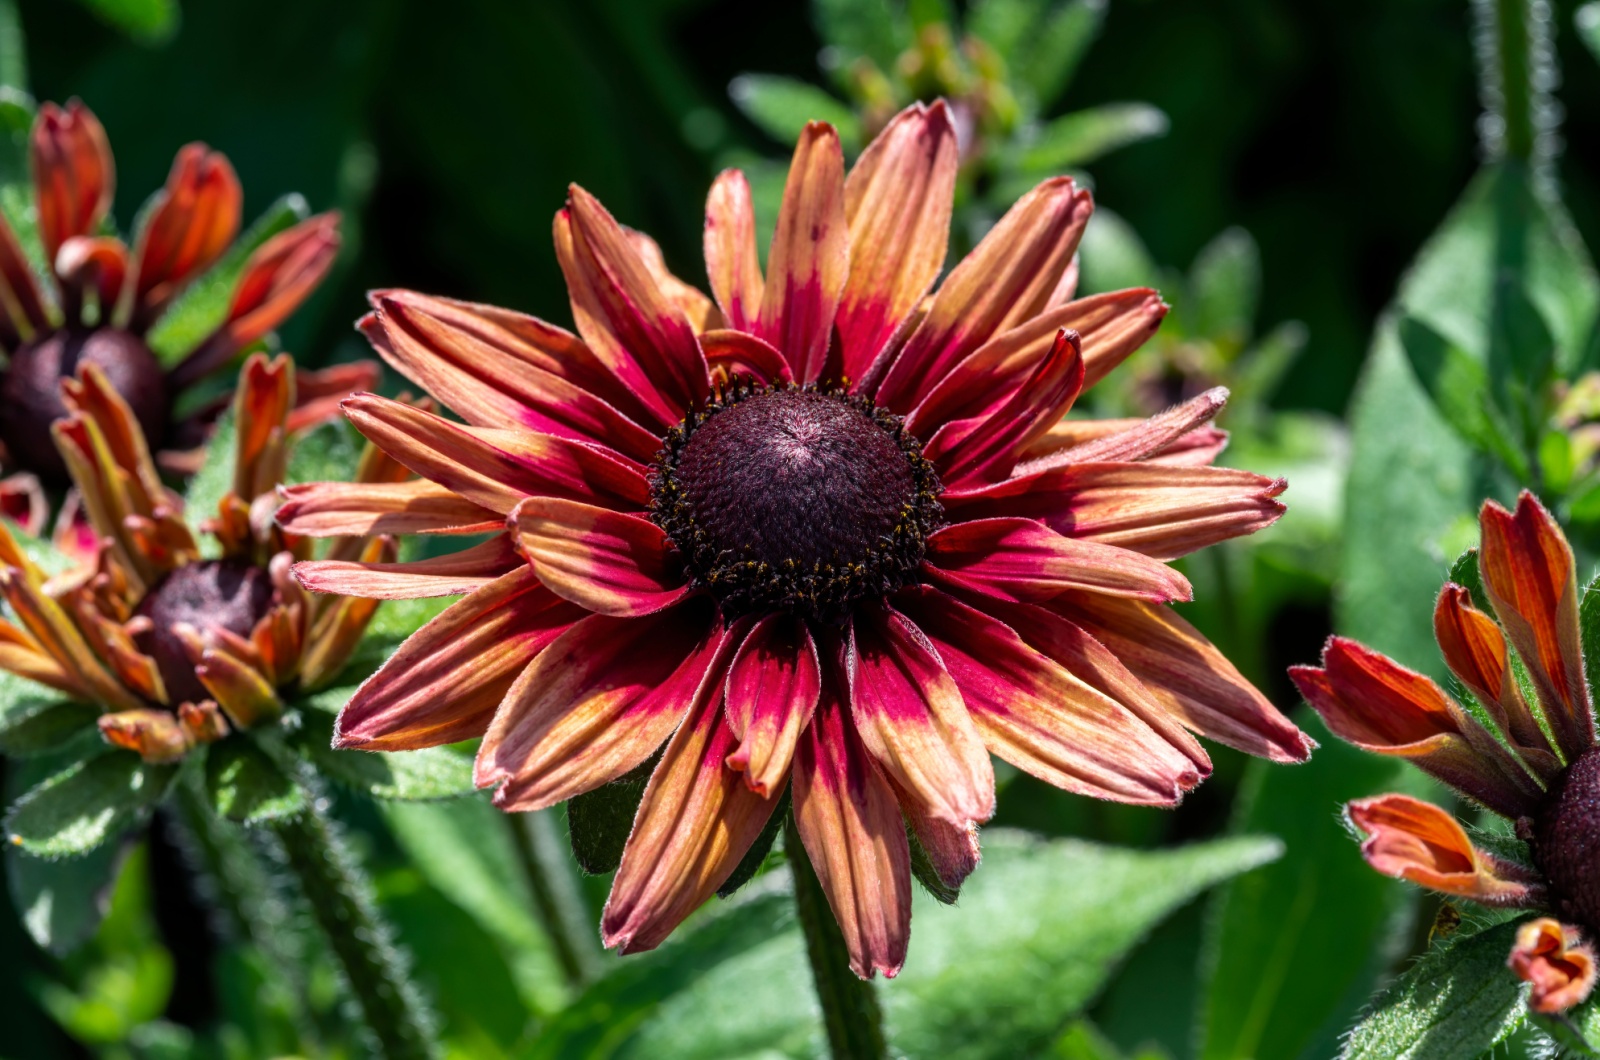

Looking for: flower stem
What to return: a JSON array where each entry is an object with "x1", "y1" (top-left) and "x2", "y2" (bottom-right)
[
  {"x1": 271, "y1": 798, "x2": 438, "y2": 1060},
  {"x1": 507, "y1": 809, "x2": 603, "y2": 988},
  {"x1": 785, "y1": 816, "x2": 887, "y2": 1060},
  {"x1": 1473, "y1": 0, "x2": 1556, "y2": 175}
]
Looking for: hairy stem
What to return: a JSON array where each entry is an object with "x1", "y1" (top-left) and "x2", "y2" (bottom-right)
[
  {"x1": 507, "y1": 809, "x2": 603, "y2": 987},
  {"x1": 1473, "y1": 0, "x2": 1558, "y2": 178},
  {"x1": 785, "y1": 817, "x2": 886, "y2": 1060},
  {"x1": 271, "y1": 799, "x2": 438, "y2": 1060}
]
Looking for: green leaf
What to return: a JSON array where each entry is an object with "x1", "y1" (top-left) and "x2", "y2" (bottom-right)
[
  {"x1": 1189, "y1": 227, "x2": 1261, "y2": 346},
  {"x1": 181, "y1": 409, "x2": 234, "y2": 544},
  {"x1": 5, "y1": 752, "x2": 174, "y2": 858},
  {"x1": 1341, "y1": 919, "x2": 1527, "y2": 1059},
  {"x1": 1581, "y1": 4, "x2": 1600, "y2": 67},
  {"x1": 205, "y1": 737, "x2": 305, "y2": 824},
  {"x1": 1398, "y1": 315, "x2": 1530, "y2": 479},
  {"x1": 1015, "y1": 103, "x2": 1167, "y2": 173},
  {"x1": 883, "y1": 833, "x2": 1283, "y2": 1059},
  {"x1": 566, "y1": 757, "x2": 654, "y2": 875},
  {"x1": 70, "y1": 0, "x2": 179, "y2": 42},
  {"x1": 146, "y1": 195, "x2": 309, "y2": 366},
  {"x1": 728, "y1": 74, "x2": 863, "y2": 154},
  {"x1": 0, "y1": 670, "x2": 98, "y2": 757},
  {"x1": 297, "y1": 708, "x2": 474, "y2": 801},
  {"x1": 383, "y1": 798, "x2": 574, "y2": 1016},
  {"x1": 5, "y1": 835, "x2": 128, "y2": 954},
  {"x1": 285, "y1": 418, "x2": 364, "y2": 488},
  {"x1": 1077, "y1": 207, "x2": 1163, "y2": 296},
  {"x1": 1582, "y1": 574, "x2": 1600, "y2": 706},
  {"x1": 1011, "y1": 0, "x2": 1106, "y2": 106},
  {"x1": 813, "y1": 0, "x2": 907, "y2": 71},
  {"x1": 529, "y1": 830, "x2": 1280, "y2": 1059}
]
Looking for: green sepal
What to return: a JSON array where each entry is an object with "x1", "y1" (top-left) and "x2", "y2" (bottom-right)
[
  {"x1": 907, "y1": 824, "x2": 960, "y2": 905},
  {"x1": 1581, "y1": 572, "x2": 1600, "y2": 707},
  {"x1": 1447, "y1": 547, "x2": 1489, "y2": 612},
  {"x1": 566, "y1": 756, "x2": 655, "y2": 875},
  {"x1": 205, "y1": 736, "x2": 306, "y2": 825},
  {"x1": 4, "y1": 750, "x2": 175, "y2": 858},
  {"x1": 716, "y1": 792, "x2": 788, "y2": 899}
]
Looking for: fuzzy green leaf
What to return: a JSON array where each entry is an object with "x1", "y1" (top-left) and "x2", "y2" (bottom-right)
[
  {"x1": 297, "y1": 709, "x2": 474, "y2": 801},
  {"x1": 1449, "y1": 548, "x2": 1489, "y2": 612},
  {"x1": 5, "y1": 835, "x2": 127, "y2": 954},
  {"x1": 566, "y1": 757, "x2": 655, "y2": 875},
  {"x1": 1015, "y1": 103, "x2": 1167, "y2": 173},
  {"x1": 0, "y1": 670, "x2": 98, "y2": 757},
  {"x1": 1582, "y1": 574, "x2": 1600, "y2": 708},
  {"x1": 1189, "y1": 226, "x2": 1261, "y2": 346},
  {"x1": 5, "y1": 752, "x2": 174, "y2": 858},
  {"x1": 146, "y1": 195, "x2": 308, "y2": 365},
  {"x1": 181, "y1": 410, "x2": 235, "y2": 547},
  {"x1": 1341, "y1": 919, "x2": 1527, "y2": 1059},
  {"x1": 728, "y1": 74, "x2": 863, "y2": 154},
  {"x1": 205, "y1": 738, "x2": 304, "y2": 824},
  {"x1": 1398, "y1": 315, "x2": 1530, "y2": 479},
  {"x1": 813, "y1": 0, "x2": 907, "y2": 71},
  {"x1": 71, "y1": 0, "x2": 179, "y2": 42}
]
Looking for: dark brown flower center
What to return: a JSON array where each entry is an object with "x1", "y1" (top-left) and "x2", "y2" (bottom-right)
[
  {"x1": 651, "y1": 384, "x2": 942, "y2": 621},
  {"x1": 0, "y1": 327, "x2": 169, "y2": 484},
  {"x1": 1535, "y1": 746, "x2": 1600, "y2": 934},
  {"x1": 134, "y1": 560, "x2": 274, "y2": 706}
]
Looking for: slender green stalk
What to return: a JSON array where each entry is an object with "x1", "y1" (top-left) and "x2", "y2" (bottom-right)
[
  {"x1": 0, "y1": 0, "x2": 24, "y2": 93},
  {"x1": 271, "y1": 799, "x2": 438, "y2": 1060},
  {"x1": 1472, "y1": 0, "x2": 1557, "y2": 179},
  {"x1": 785, "y1": 817, "x2": 887, "y2": 1060},
  {"x1": 507, "y1": 809, "x2": 604, "y2": 987},
  {"x1": 168, "y1": 778, "x2": 319, "y2": 1050}
]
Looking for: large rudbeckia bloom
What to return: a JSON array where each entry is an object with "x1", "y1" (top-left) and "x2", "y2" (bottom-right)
[
  {"x1": 1292, "y1": 493, "x2": 1600, "y2": 1015},
  {"x1": 281, "y1": 102, "x2": 1310, "y2": 977},
  {"x1": 0, "y1": 99, "x2": 348, "y2": 532}
]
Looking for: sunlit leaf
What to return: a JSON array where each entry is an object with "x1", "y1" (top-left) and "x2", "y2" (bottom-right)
[
  {"x1": 728, "y1": 74, "x2": 863, "y2": 154},
  {"x1": 205, "y1": 737, "x2": 304, "y2": 824},
  {"x1": 5, "y1": 751, "x2": 174, "y2": 858},
  {"x1": 1015, "y1": 103, "x2": 1168, "y2": 173}
]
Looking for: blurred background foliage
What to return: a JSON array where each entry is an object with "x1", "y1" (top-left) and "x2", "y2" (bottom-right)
[{"x1": 9, "y1": 0, "x2": 1600, "y2": 1057}]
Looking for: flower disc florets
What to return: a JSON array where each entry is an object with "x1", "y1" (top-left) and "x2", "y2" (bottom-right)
[
  {"x1": 0, "y1": 328, "x2": 168, "y2": 482},
  {"x1": 1536, "y1": 747, "x2": 1600, "y2": 936},
  {"x1": 650, "y1": 383, "x2": 943, "y2": 621},
  {"x1": 133, "y1": 559, "x2": 275, "y2": 705}
]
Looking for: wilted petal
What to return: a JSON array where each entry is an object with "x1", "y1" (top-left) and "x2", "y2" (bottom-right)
[
  {"x1": 704, "y1": 169, "x2": 764, "y2": 331},
  {"x1": 1434, "y1": 583, "x2": 1560, "y2": 777},
  {"x1": 507, "y1": 497, "x2": 689, "y2": 617},
  {"x1": 277, "y1": 479, "x2": 500, "y2": 538},
  {"x1": 1017, "y1": 388, "x2": 1229, "y2": 474},
  {"x1": 895, "y1": 586, "x2": 1205, "y2": 805},
  {"x1": 603, "y1": 640, "x2": 782, "y2": 953},
  {"x1": 756, "y1": 122, "x2": 849, "y2": 383},
  {"x1": 924, "y1": 517, "x2": 1191, "y2": 604},
  {"x1": 476, "y1": 602, "x2": 722, "y2": 810},
  {"x1": 836, "y1": 101, "x2": 958, "y2": 380},
  {"x1": 99, "y1": 708, "x2": 192, "y2": 764},
  {"x1": 131, "y1": 143, "x2": 242, "y2": 323},
  {"x1": 873, "y1": 177, "x2": 1091, "y2": 410},
  {"x1": 1509, "y1": 918, "x2": 1598, "y2": 1014},
  {"x1": 1348, "y1": 795, "x2": 1544, "y2": 905},
  {"x1": 33, "y1": 99, "x2": 115, "y2": 266},
  {"x1": 1291, "y1": 637, "x2": 1538, "y2": 817},
  {"x1": 556, "y1": 186, "x2": 708, "y2": 424},
  {"x1": 907, "y1": 288, "x2": 1167, "y2": 438},
  {"x1": 847, "y1": 601, "x2": 994, "y2": 828},
  {"x1": 336, "y1": 566, "x2": 582, "y2": 750},
  {"x1": 169, "y1": 213, "x2": 340, "y2": 390},
  {"x1": 945, "y1": 462, "x2": 1286, "y2": 560},
  {"x1": 792, "y1": 682, "x2": 912, "y2": 979},
  {"x1": 1051, "y1": 592, "x2": 1314, "y2": 764},
  {"x1": 724, "y1": 612, "x2": 821, "y2": 797},
  {"x1": 1478, "y1": 491, "x2": 1595, "y2": 761},
  {"x1": 294, "y1": 536, "x2": 521, "y2": 600}
]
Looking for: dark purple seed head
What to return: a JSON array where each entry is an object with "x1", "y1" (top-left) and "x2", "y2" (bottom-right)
[{"x1": 133, "y1": 560, "x2": 275, "y2": 706}]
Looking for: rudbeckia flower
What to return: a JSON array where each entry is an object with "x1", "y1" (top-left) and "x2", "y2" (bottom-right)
[
  {"x1": 1292, "y1": 492, "x2": 1600, "y2": 1014},
  {"x1": 0, "y1": 351, "x2": 392, "y2": 763},
  {"x1": 281, "y1": 102, "x2": 1309, "y2": 978},
  {"x1": 0, "y1": 98, "x2": 350, "y2": 533}
]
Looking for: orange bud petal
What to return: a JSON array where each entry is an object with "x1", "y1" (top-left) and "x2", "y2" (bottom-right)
[{"x1": 1509, "y1": 917, "x2": 1598, "y2": 1014}]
